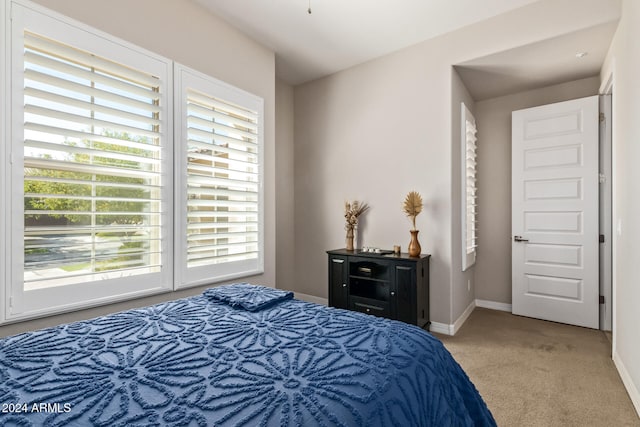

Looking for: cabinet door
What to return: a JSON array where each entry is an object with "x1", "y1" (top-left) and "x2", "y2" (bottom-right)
[
  {"x1": 328, "y1": 256, "x2": 348, "y2": 309},
  {"x1": 395, "y1": 263, "x2": 417, "y2": 324}
]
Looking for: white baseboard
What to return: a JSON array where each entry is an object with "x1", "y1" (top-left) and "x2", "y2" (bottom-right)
[
  {"x1": 429, "y1": 321, "x2": 453, "y2": 335},
  {"x1": 293, "y1": 292, "x2": 328, "y2": 306},
  {"x1": 430, "y1": 300, "x2": 476, "y2": 336},
  {"x1": 475, "y1": 299, "x2": 512, "y2": 312},
  {"x1": 453, "y1": 300, "x2": 476, "y2": 335},
  {"x1": 613, "y1": 351, "x2": 640, "y2": 418}
]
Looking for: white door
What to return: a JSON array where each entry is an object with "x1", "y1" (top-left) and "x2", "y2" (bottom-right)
[{"x1": 512, "y1": 96, "x2": 599, "y2": 329}]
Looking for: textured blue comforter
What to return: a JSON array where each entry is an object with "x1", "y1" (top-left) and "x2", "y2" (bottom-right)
[{"x1": 0, "y1": 285, "x2": 495, "y2": 426}]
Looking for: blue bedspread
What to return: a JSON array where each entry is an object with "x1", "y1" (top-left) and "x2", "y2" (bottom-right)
[{"x1": 0, "y1": 285, "x2": 495, "y2": 426}]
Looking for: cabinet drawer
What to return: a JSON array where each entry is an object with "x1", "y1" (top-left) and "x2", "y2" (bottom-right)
[{"x1": 349, "y1": 296, "x2": 390, "y2": 317}]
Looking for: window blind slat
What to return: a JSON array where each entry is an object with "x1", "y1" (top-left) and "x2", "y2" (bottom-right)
[
  {"x1": 187, "y1": 101, "x2": 258, "y2": 132},
  {"x1": 187, "y1": 115, "x2": 257, "y2": 141},
  {"x1": 187, "y1": 252, "x2": 259, "y2": 266},
  {"x1": 187, "y1": 187, "x2": 257, "y2": 198},
  {"x1": 25, "y1": 157, "x2": 160, "y2": 179},
  {"x1": 187, "y1": 221, "x2": 258, "y2": 231},
  {"x1": 25, "y1": 87, "x2": 161, "y2": 126},
  {"x1": 24, "y1": 122, "x2": 161, "y2": 153},
  {"x1": 25, "y1": 175, "x2": 160, "y2": 192},
  {"x1": 25, "y1": 193, "x2": 160, "y2": 204},
  {"x1": 188, "y1": 244, "x2": 259, "y2": 257},
  {"x1": 186, "y1": 127, "x2": 257, "y2": 150},
  {"x1": 25, "y1": 210, "x2": 161, "y2": 216},
  {"x1": 188, "y1": 199, "x2": 258, "y2": 209},
  {"x1": 187, "y1": 211, "x2": 258, "y2": 219},
  {"x1": 24, "y1": 50, "x2": 160, "y2": 100},
  {"x1": 188, "y1": 231, "x2": 258, "y2": 241},
  {"x1": 25, "y1": 69, "x2": 161, "y2": 114},
  {"x1": 24, "y1": 225, "x2": 161, "y2": 235},
  {"x1": 187, "y1": 143, "x2": 258, "y2": 165},
  {"x1": 25, "y1": 104, "x2": 160, "y2": 140},
  {"x1": 187, "y1": 175, "x2": 258, "y2": 191},
  {"x1": 24, "y1": 32, "x2": 160, "y2": 87},
  {"x1": 187, "y1": 91, "x2": 258, "y2": 122},
  {"x1": 25, "y1": 139, "x2": 161, "y2": 167},
  {"x1": 187, "y1": 149, "x2": 258, "y2": 170}
]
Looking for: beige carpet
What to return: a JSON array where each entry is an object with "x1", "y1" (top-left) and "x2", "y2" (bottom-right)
[{"x1": 434, "y1": 308, "x2": 639, "y2": 427}]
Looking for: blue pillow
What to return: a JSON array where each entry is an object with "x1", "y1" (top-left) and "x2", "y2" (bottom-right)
[{"x1": 203, "y1": 283, "x2": 294, "y2": 311}]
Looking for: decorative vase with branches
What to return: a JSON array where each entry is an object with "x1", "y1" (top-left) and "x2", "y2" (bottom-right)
[
  {"x1": 344, "y1": 200, "x2": 368, "y2": 251},
  {"x1": 403, "y1": 191, "x2": 423, "y2": 257}
]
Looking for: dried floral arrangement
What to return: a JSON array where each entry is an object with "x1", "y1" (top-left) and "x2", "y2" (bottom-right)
[
  {"x1": 403, "y1": 191, "x2": 423, "y2": 230},
  {"x1": 344, "y1": 200, "x2": 369, "y2": 232}
]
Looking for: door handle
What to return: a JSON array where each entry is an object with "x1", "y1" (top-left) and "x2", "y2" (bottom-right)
[{"x1": 513, "y1": 235, "x2": 529, "y2": 242}]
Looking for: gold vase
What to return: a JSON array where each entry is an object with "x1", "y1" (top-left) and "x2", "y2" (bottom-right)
[
  {"x1": 346, "y1": 227, "x2": 355, "y2": 251},
  {"x1": 408, "y1": 229, "x2": 421, "y2": 257}
]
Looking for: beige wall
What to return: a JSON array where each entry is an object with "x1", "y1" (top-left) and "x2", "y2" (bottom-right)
[
  {"x1": 275, "y1": 79, "x2": 296, "y2": 292},
  {"x1": 0, "y1": 0, "x2": 276, "y2": 337},
  {"x1": 451, "y1": 68, "x2": 476, "y2": 320},
  {"x1": 474, "y1": 76, "x2": 600, "y2": 304},
  {"x1": 293, "y1": 0, "x2": 617, "y2": 325},
  {"x1": 294, "y1": 44, "x2": 454, "y2": 322},
  {"x1": 602, "y1": 0, "x2": 640, "y2": 415}
]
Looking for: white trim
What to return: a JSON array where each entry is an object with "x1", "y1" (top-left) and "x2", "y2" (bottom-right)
[
  {"x1": 453, "y1": 300, "x2": 476, "y2": 335},
  {"x1": 610, "y1": 63, "x2": 617, "y2": 355},
  {"x1": 430, "y1": 300, "x2": 476, "y2": 336},
  {"x1": 613, "y1": 351, "x2": 640, "y2": 418},
  {"x1": 0, "y1": 0, "x2": 7, "y2": 324},
  {"x1": 429, "y1": 321, "x2": 453, "y2": 335},
  {"x1": 599, "y1": 63, "x2": 614, "y2": 95},
  {"x1": 293, "y1": 292, "x2": 327, "y2": 306},
  {"x1": 598, "y1": 93, "x2": 613, "y2": 332},
  {"x1": 475, "y1": 299, "x2": 512, "y2": 312}
]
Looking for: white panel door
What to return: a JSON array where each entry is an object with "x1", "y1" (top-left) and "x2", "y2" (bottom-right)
[{"x1": 512, "y1": 96, "x2": 599, "y2": 329}]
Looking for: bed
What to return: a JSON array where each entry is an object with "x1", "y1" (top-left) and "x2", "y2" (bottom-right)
[{"x1": 0, "y1": 283, "x2": 496, "y2": 426}]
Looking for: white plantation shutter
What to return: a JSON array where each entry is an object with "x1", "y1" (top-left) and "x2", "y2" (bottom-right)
[
  {"x1": 8, "y1": 3, "x2": 172, "y2": 319},
  {"x1": 462, "y1": 103, "x2": 478, "y2": 271},
  {"x1": 175, "y1": 64, "x2": 264, "y2": 288}
]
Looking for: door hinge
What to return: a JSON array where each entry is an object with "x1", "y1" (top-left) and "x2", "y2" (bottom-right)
[
  {"x1": 599, "y1": 172, "x2": 606, "y2": 184},
  {"x1": 599, "y1": 112, "x2": 605, "y2": 122},
  {"x1": 599, "y1": 234, "x2": 605, "y2": 243},
  {"x1": 599, "y1": 295, "x2": 605, "y2": 304}
]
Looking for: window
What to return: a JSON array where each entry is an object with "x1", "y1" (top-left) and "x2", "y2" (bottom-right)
[
  {"x1": 1, "y1": 1, "x2": 265, "y2": 323},
  {"x1": 174, "y1": 65, "x2": 264, "y2": 288},
  {"x1": 461, "y1": 103, "x2": 478, "y2": 271},
  {"x1": 6, "y1": 2, "x2": 173, "y2": 319}
]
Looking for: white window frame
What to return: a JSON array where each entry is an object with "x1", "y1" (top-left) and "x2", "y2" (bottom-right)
[
  {"x1": 174, "y1": 63, "x2": 264, "y2": 289},
  {"x1": 3, "y1": 0, "x2": 173, "y2": 321},
  {"x1": 0, "y1": 0, "x2": 8, "y2": 324},
  {"x1": 461, "y1": 102, "x2": 478, "y2": 271}
]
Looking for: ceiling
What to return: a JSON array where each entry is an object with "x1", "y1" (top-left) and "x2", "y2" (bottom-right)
[
  {"x1": 456, "y1": 21, "x2": 619, "y2": 101},
  {"x1": 194, "y1": 0, "x2": 620, "y2": 99},
  {"x1": 194, "y1": 0, "x2": 541, "y2": 85}
]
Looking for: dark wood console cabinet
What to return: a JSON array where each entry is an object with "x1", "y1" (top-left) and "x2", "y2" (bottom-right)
[{"x1": 327, "y1": 249, "x2": 430, "y2": 328}]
